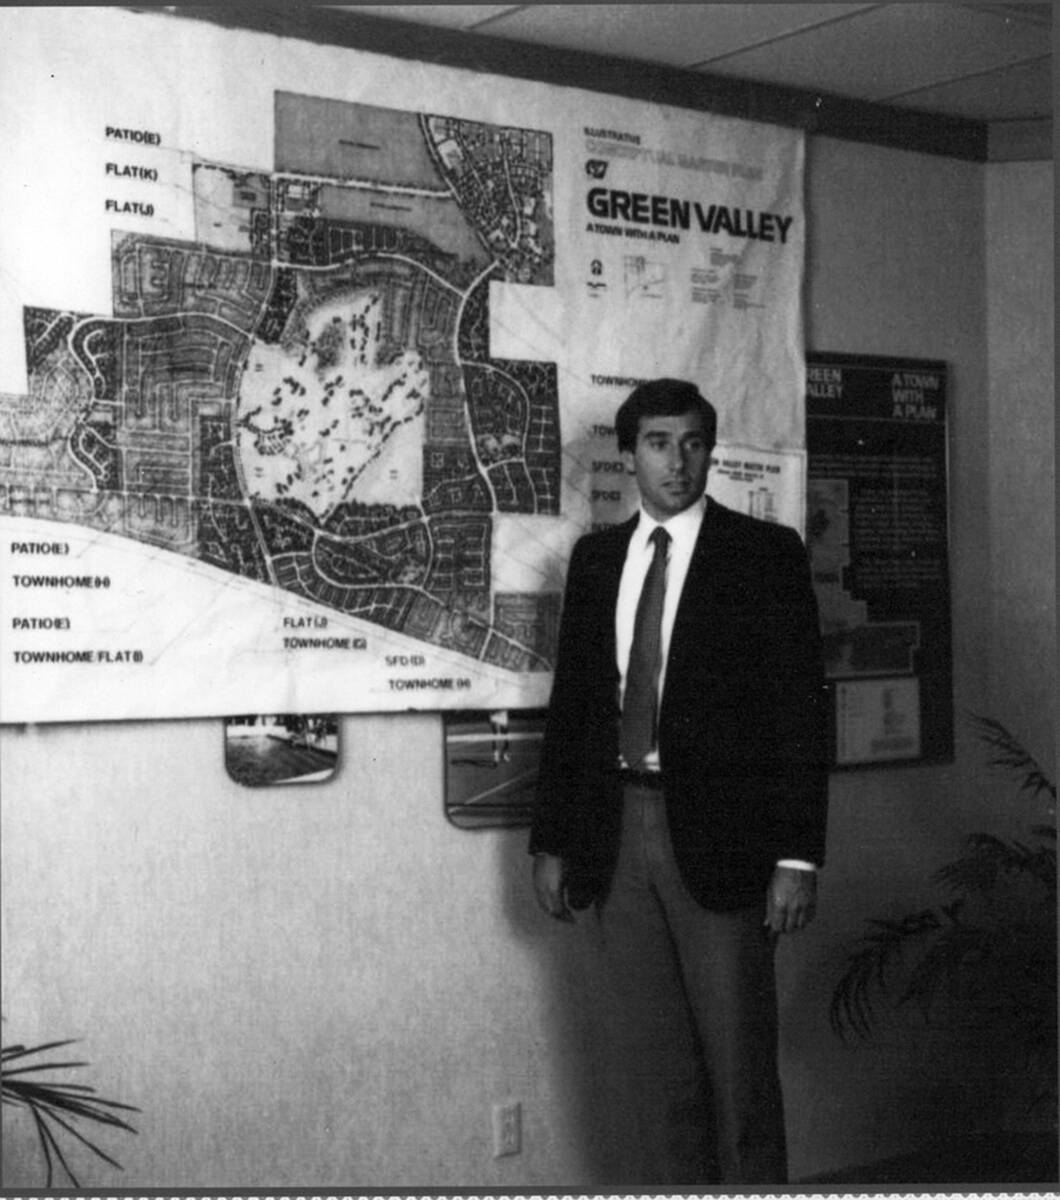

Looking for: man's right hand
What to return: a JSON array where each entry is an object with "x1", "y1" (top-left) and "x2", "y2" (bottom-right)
[{"x1": 533, "y1": 853, "x2": 574, "y2": 922}]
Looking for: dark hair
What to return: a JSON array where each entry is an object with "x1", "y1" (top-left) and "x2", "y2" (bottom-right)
[{"x1": 614, "y1": 378, "x2": 717, "y2": 453}]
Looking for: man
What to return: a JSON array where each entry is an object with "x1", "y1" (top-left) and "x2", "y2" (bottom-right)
[{"x1": 529, "y1": 378, "x2": 828, "y2": 1185}]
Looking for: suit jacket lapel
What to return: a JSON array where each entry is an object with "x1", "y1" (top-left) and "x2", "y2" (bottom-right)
[
  {"x1": 579, "y1": 516, "x2": 636, "y2": 690},
  {"x1": 671, "y1": 498, "x2": 725, "y2": 641}
]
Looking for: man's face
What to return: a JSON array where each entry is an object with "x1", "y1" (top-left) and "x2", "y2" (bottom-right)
[{"x1": 623, "y1": 410, "x2": 711, "y2": 522}]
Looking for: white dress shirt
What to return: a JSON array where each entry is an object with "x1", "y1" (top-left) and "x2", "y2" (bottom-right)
[{"x1": 616, "y1": 499, "x2": 814, "y2": 872}]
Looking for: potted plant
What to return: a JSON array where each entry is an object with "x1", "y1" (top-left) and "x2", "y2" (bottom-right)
[{"x1": 829, "y1": 716, "x2": 1056, "y2": 1172}]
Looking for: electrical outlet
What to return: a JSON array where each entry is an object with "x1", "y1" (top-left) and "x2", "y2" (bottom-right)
[{"x1": 491, "y1": 1100, "x2": 521, "y2": 1157}]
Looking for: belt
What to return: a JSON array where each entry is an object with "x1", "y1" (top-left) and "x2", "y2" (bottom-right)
[{"x1": 616, "y1": 766, "x2": 665, "y2": 789}]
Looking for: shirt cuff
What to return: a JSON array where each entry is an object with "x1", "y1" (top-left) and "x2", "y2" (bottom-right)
[{"x1": 776, "y1": 858, "x2": 816, "y2": 871}]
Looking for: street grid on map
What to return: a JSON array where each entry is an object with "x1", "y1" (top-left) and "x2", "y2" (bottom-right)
[{"x1": 0, "y1": 94, "x2": 561, "y2": 672}]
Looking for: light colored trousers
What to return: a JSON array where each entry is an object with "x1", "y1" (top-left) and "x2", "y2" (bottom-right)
[{"x1": 591, "y1": 780, "x2": 788, "y2": 1186}]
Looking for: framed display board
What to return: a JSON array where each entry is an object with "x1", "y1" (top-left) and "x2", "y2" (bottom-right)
[{"x1": 805, "y1": 351, "x2": 953, "y2": 768}]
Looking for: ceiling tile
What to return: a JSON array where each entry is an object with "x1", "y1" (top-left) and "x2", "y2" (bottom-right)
[
  {"x1": 697, "y1": 4, "x2": 1051, "y2": 103},
  {"x1": 442, "y1": 4, "x2": 878, "y2": 70},
  {"x1": 327, "y1": 3, "x2": 1051, "y2": 124},
  {"x1": 888, "y1": 54, "x2": 1053, "y2": 121},
  {"x1": 681, "y1": 4, "x2": 884, "y2": 66},
  {"x1": 334, "y1": 6, "x2": 520, "y2": 31},
  {"x1": 962, "y1": 2, "x2": 1052, "y2": 27}
]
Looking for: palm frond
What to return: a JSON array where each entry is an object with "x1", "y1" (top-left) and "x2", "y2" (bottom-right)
[
  {"x1": 967, "y1": 713, "x2": 1057, "y2": 802},
  {"x1": 2, "y1": 1060, "x2": 90, "y2": 1077},
  {"x1": 934, "y1": 832, "x2": 1056, "y2": 894},
  {"x1": 1, "y1": 1040, "x2": 78, "y2": 1063},
  {"x1": 4, "y1": 1077, "x2": 139, "y2": 1126},
  {"x1": 896, "y1": 922, "x2": 989, "y2": 1019},
  {"x1": 36, "y1": 1104, "x2": 128, "y2": 1175},
  {"x1": 1, "y1": 1039, "x2": 138, "y2": 1186},
  {"x1": 829, "y1": 909, "x2": 944, "y2": 1039},
  {"x1": 29, "y1": 1107, "x2": 58, "y2": 1188},
  {"x1": 37, "y1": 1107, "x2": 79, "y2": 1189}
]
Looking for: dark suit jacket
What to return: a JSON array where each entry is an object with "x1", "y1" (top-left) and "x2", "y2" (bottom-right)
[{"x1": 529, "y1": 498, "x2": 829, "y2": 911}]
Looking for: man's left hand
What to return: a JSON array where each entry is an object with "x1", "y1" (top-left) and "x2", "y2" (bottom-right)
[{"x1": 765, "y1": 865, "x2": 817, "y2": 935}]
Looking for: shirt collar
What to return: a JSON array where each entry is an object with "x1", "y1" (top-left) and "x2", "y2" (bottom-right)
[{"x1": 634, "y1": 495, "x2": 707, "y2": 552}]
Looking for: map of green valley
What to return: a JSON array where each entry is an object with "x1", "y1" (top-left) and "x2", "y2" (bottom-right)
[{"x1": 8, "y1": 93, "x2": 560, "y2": 671}]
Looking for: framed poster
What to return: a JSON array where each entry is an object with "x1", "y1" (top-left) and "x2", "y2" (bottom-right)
[{"x1": 806, "y1": 352, "x2": 953, "y2": 768}]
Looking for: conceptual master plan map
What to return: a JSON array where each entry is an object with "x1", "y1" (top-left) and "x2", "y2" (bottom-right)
[{"x1": 2, "y1": 93, "x2": 563, "y2": 715}]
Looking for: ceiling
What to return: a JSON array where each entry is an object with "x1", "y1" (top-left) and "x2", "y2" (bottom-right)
[{"x1": 334, "y1": 3, "x2": 1052, "y2": 127}]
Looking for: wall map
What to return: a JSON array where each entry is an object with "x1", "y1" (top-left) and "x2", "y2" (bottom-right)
[{"x1": 7, "y1": 94, "x2": 559, "y2": 676}]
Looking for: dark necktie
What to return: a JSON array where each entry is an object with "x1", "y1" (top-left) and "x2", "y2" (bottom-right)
[{"x1": 621, "y1": 525, "x2": 670, "y2": 768}]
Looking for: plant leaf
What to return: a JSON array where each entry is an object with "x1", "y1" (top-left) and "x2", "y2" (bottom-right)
[
  {"x1": 2, "y1": 1038, "x2": 139, "y2": 1185},
  {"x1": 934, "y1": 832, "x2": 1056, "y2": 895},
  {"x1": 39, "y1": 1110, "x2": 79, "y2": 1188},
  {"x1": 5, "y1": 1079, "x2": 139, "y2": 1127},
  {"x1": 3, "y1": 1061, "x2": 90, "y2": 1077},
  {"x1": 38, "y1": 1104, "x2": 128, "y2": 1173},
  {"x1": 29, "y1": 1107, "x2": 59, "y2": 1188},
  {"x1": 828, "y1": 909, "x2": 943, "y2": 1039},
  {"x1": 1, "y1": 1040, "x2": 79, "y2": 1063},
  {"x1": 968, "y1": 713, "x2": 1057, "y2": 801}
]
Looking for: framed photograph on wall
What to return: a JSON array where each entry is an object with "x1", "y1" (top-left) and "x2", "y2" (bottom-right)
[
  {"x1": 224, "y1": 714, "x2": 340, "y2": 787},
  {"x1": 443, "y1": 709, "x2": 547, "y2": 829}
]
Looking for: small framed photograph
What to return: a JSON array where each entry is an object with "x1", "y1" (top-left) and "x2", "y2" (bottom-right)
[
  {"x1": 443, "y1": 709, "x2": 547, "y2": 829},
  {"x1": 224, "y1": 715, "x2": 340, "y2": 787}
]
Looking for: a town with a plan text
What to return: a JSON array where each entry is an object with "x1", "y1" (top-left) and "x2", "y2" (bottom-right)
[{"x1": 1, "y1": 93, "x2": 561, "y2": 678}]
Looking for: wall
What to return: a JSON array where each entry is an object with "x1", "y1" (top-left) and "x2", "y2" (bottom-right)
[
  {"x1": 2, "y1": 28, "x2": 1054, "y2": 1197},
  {"x1": 984, "y1": 160, "x2": 1054, "y2": 772},
  {"x1": 781, "y1": 134, "x2": 1054, "y2": 1180},
  {"x1": 786, "y1": 135, "x2": 990, "y2": 1177},
  {"x1": 1, "y1": 715, "x2": 618, "y2": 1187}
]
